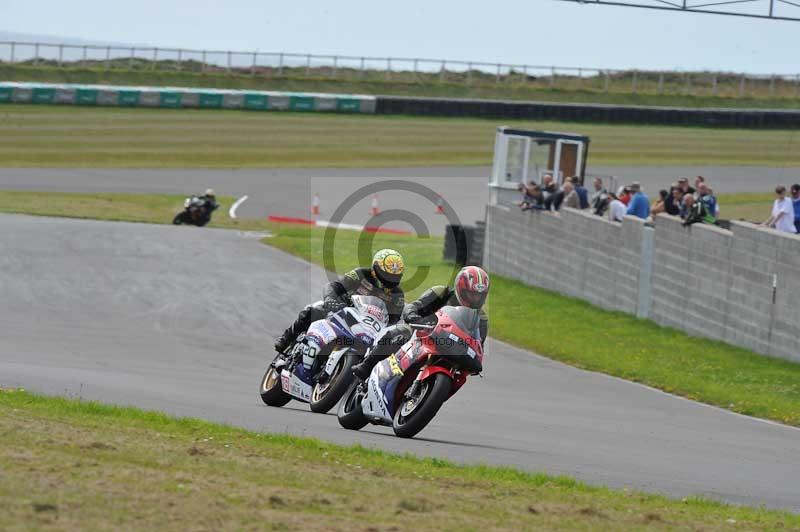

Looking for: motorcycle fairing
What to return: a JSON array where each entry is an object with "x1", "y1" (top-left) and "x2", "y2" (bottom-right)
[
  {"x1": 362, "y1": 338, "x2": 426, "y2": 421},
  {"x1": 281, "y1": 369, "x2": 312, "y2": 401}
]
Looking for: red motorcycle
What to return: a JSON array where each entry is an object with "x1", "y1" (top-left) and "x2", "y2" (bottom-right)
[{"x1": 337, "y1": 305, "x2": 483, "y2": 439}]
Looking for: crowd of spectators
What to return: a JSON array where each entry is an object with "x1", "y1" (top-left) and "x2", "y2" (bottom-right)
[{"x1": 518, "y1": 173, "x2": 800, "y2": 235}]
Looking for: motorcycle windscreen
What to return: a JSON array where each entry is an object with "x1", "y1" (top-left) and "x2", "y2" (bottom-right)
[{"x1": 430, "y1": 306, "x2": 483, "y2": 373}]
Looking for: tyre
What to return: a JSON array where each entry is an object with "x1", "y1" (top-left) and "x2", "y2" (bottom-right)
[
  {"x1": 259, "y1": 362, "x2": 292, "y2": 407},
  {"x1": 392, "y1": 372, "x2": 452, "y2": 439},
  {"x1": 309, "y1": 352, "x2": 358, "y2": 413},
  {"x1": 172, "y1": 212, "x2": 185, "y2": 225},
  {"x1": 337, "y1": 382, "x2": 369, "y2": 430}
]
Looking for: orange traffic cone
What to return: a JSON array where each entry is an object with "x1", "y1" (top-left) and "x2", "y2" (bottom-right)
[
  {"x1": 435, "y1": 195, "x2": 445, "y2": 214},
  {"x1": 370, "y1": 194, "x2": 380, "y2": 216},
  {"x1": 311, "y1": 193, "x2": 320, "y2": 216}
]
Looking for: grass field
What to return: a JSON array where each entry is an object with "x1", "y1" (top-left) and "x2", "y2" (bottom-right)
[
  {"x1": 3, "y1": 389, "x2": 796, "y2": 531},
  {"x1": 2, "y1": 190, "x2": 799, "y2": 429},
  {"x1": 4, "y1": 64, "x2": 800, "y2": 109},
  {"x1": 2, "y1": 104, "x2": 800, "y2": 168}
]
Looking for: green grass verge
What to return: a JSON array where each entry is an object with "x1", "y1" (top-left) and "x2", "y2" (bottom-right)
[
  {"x1": 4, "y1": 63, "x2": 800, "y2": 109},
  {"x1": 3, "y1": 104, "x2": 800, "y2": 168},
  {"x1": 1, "y1": 189, "x2": 799, "y2": 428},
  {"x1": 1, "y1": 388, "x2": 796, "y2": 530}
]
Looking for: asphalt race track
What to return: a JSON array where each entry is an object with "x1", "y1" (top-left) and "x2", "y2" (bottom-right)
[
  {"x1": 0, "y1": 165, "x2": 797, "y2": 234},
  {"x1": 2, "y1": 213, "x2": 799, "y2": 511}
]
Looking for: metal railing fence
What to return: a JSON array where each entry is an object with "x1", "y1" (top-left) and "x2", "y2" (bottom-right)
[{"x1": 1, "y1": 41, "x2": 799, "y2": 99}]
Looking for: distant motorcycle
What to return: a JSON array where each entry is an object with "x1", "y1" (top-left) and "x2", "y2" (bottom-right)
[
  {"x1": 337, "y1": 305, "x2": 483, "y2": 439},
  {"x1": 173, "y1": 196, "x2": 213, "y2": 227},
  {"x1": 259, "y1": 295, "x2": 389, "y2": 413}
]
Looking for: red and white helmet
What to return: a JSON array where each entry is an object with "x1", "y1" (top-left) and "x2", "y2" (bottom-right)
[{"x1": 453, "y1": 266, "x2": 490, "y2": 309}]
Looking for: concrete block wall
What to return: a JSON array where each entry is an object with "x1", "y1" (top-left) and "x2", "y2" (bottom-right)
[
  {"x1": 484, "y1": 205, "x2": 646, "y2": 315},
  {"x1": 484, "y1": 206, "x2": 800, "y2": 362}
]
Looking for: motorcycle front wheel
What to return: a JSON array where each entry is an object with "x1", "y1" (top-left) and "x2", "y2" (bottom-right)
[
  {"x1": 259, "y1": 356, "x2": 292, "y2": 407},
  {"x1": 309, "y1": 352, "x2": 359, "y2": 413},
  {"x1": 392, "y1": 372, "x2": 452, "y2": 439},
  {"x1": 172, "y1": 211, "x2": 185, "y2": 225},
  {"x1": 337, "y1": 382, "x2": 369, "y2": 430}
]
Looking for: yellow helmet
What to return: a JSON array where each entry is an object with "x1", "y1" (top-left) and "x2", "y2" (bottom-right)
[{"x1": 372, "y1": 249, "x2": 405, "y2": 288}]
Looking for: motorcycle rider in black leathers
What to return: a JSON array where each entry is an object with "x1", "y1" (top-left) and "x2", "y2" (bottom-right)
[
  {"x1": 197, "y1": 188, "x2": 219, "y2": 225},
  {"x1": 273, "y1": 249, "x2": 406, "y2": 354},
  {"x1": 352, "y1": 266, "x2": 490, "y2": 381}
]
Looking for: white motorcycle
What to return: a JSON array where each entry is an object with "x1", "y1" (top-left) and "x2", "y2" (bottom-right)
[{"x1": 259, "y1": 295, "x2": 390, "y2": 413}]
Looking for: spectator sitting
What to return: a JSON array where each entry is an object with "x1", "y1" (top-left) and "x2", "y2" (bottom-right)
[
  {"x1": 764, "y1": 185, "x2": 798, "y2": 234},
  {"x1": 562, "y1": 180, "x2": 580, "y2": 210},
  {"x1": 790, "y1": 183, "x2": 800, "y2": 233},
  {"x1": 626, "y1": 182, "x2": 650, "y2": 220},
  {"x1": 663, "y1": 184, "x2": 682, "y2": 216},
  {"x1": 590, "y1": 177, "x2": 608, "y2": 215},
  {"x1": 677, "y1": 177, "x2": 696, "y2": 197},
  {"x1": 573, "y1": 178, "x2": 590, "y2": 209},
  {"x1": 651, "y1": 189, "x2": 669, "y2": 216}
]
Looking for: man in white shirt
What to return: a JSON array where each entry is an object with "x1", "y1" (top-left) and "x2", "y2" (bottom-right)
[
  {"x1": 608, "y1": 194, "x2": 627, "y2": 222},
  {"x1": 764, "y1": 185, "x2": 798, "y2": 234}
]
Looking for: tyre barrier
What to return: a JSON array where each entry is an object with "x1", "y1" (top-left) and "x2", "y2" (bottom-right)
[
  {"x1": 376, "y1": 96, "x2": 800, "y2": 128},
  {"x1": 0, "y1": 82, "x2": 376, "y2": 114}
]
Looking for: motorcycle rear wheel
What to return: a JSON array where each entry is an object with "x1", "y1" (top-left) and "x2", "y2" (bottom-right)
[
  {"x1": 392, "y1": 373, "x2": 451, "y2": 439},
  {"x1": 310, "y1": 352, "x2": 358, "y2": 413},
  {"x1": 259, "y1": 360, "x2": 292, "y2": 407},
  {"x1": 337, "y1": 383, "x2": 369, "y2": 430}
]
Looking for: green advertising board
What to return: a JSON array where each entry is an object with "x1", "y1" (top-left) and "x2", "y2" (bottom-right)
[
  {"x1": 0, "y1": 86, "x2": 12, "y2": 103},
  {"x1": 31, "y1": 88, "x2": 56, "y2": 104},
  {"x1": 198, "y1": 93, "x2": 223, "y2": 108},
  {"x1": 290, "y1": 95, "x2": 315, "y2": 111},
  {"x1": 75, "y1": 89, "x2": 98, "y2": 105},
  {"x1": 337, "y1": 98, "x2": 362, "y2": 112},
  {"x1": 118, "y1": 90, "x2": 140, "y2": 106},
  {"x1": 244, "y1": 93, "x2": 269, "y2": 110},
  {"x1": 159, "y1": 92, "x2": 182, "y2": 108}
]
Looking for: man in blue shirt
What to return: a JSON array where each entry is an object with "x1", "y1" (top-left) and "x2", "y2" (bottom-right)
[
  {"x1": 791, "y1": 184, "x2": 800, "y2": 234},
  {"x1": 625, "y1": 182, "x2": 650, "y2": 220}
]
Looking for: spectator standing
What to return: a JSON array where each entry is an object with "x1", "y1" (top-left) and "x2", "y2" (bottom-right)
[
  {"x1": 651, "y1": 189, "x2": 669, "y2": 216},
  {"x1": 573, "y1": 178, "x2": 589, "y2": 209},
  {"x1": 764, "y1": 185, "x2": 798, "y2": 234},
  {"x1": 518, "y1": 182, "x2": 544, "y2": 211},
  {"x1": 626, "y1": 182, "x2": 650, "y2": 220},
  {"x1": 617, "y1": 186, "x2": 632, "y2": 206},
  {"x1": 563, "y1": 180, "x2": 580, "y2": 209},
  {"x1": 677, "y1": 177, "x2": 696, "y2": 197},
  {"x1": 590, "y1": 177, "x2": 608, "y2": 215},
  {"x1": 791, "y1": 184, "x2": 800, "y2": 234},
  {"x1": 680, "y1": 194, "x2": 695, "y2": 220},
  {"x1": 697, "y1": 183, "x2": 717, "y2": 222},
  {"x1": 608, "y1": 194, "x2": 627, "y2": 222},
  {"x1": 541, "y1": 174, "x2": 557, "y2": 198},
  {"x1": 663, "y1": 184, "x2": 682, "y2": 216}
]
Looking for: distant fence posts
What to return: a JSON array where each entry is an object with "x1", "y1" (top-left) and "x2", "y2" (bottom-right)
[{"x1": 0, "y1": 41, "x2": 798, "y2": 100}]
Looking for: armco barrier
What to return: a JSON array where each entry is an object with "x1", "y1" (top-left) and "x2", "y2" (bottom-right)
[
  {"x1": 376, "y1": 96, "x2": 800, "y2": 128},
  {"x1": 0, "y1": 82, "x2": 377, "y2": 114},
  {"x1": 484, "y1": 205, "x2": 800, "y2": 362}
]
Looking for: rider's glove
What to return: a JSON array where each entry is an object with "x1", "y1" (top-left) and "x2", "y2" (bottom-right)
[
  {"x1": 323, "y1": 297, "x2": 347, "y2": 314},
  {"x1": 404, "y1": 310, "x2": 423, "y2": 324}
]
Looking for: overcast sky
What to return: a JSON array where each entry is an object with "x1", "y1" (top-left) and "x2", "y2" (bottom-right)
[{"x1": 2, "y1": 0, "x2": 798, "y2": 74}]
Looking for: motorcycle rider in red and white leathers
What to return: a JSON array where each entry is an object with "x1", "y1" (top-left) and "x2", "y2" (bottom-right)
[
  {"x1": 273, "y1": 249, "x2": 406, "y2": 354},
  {"x1": 352, "y1": 266, "x2": 490, "y2": 381}
]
